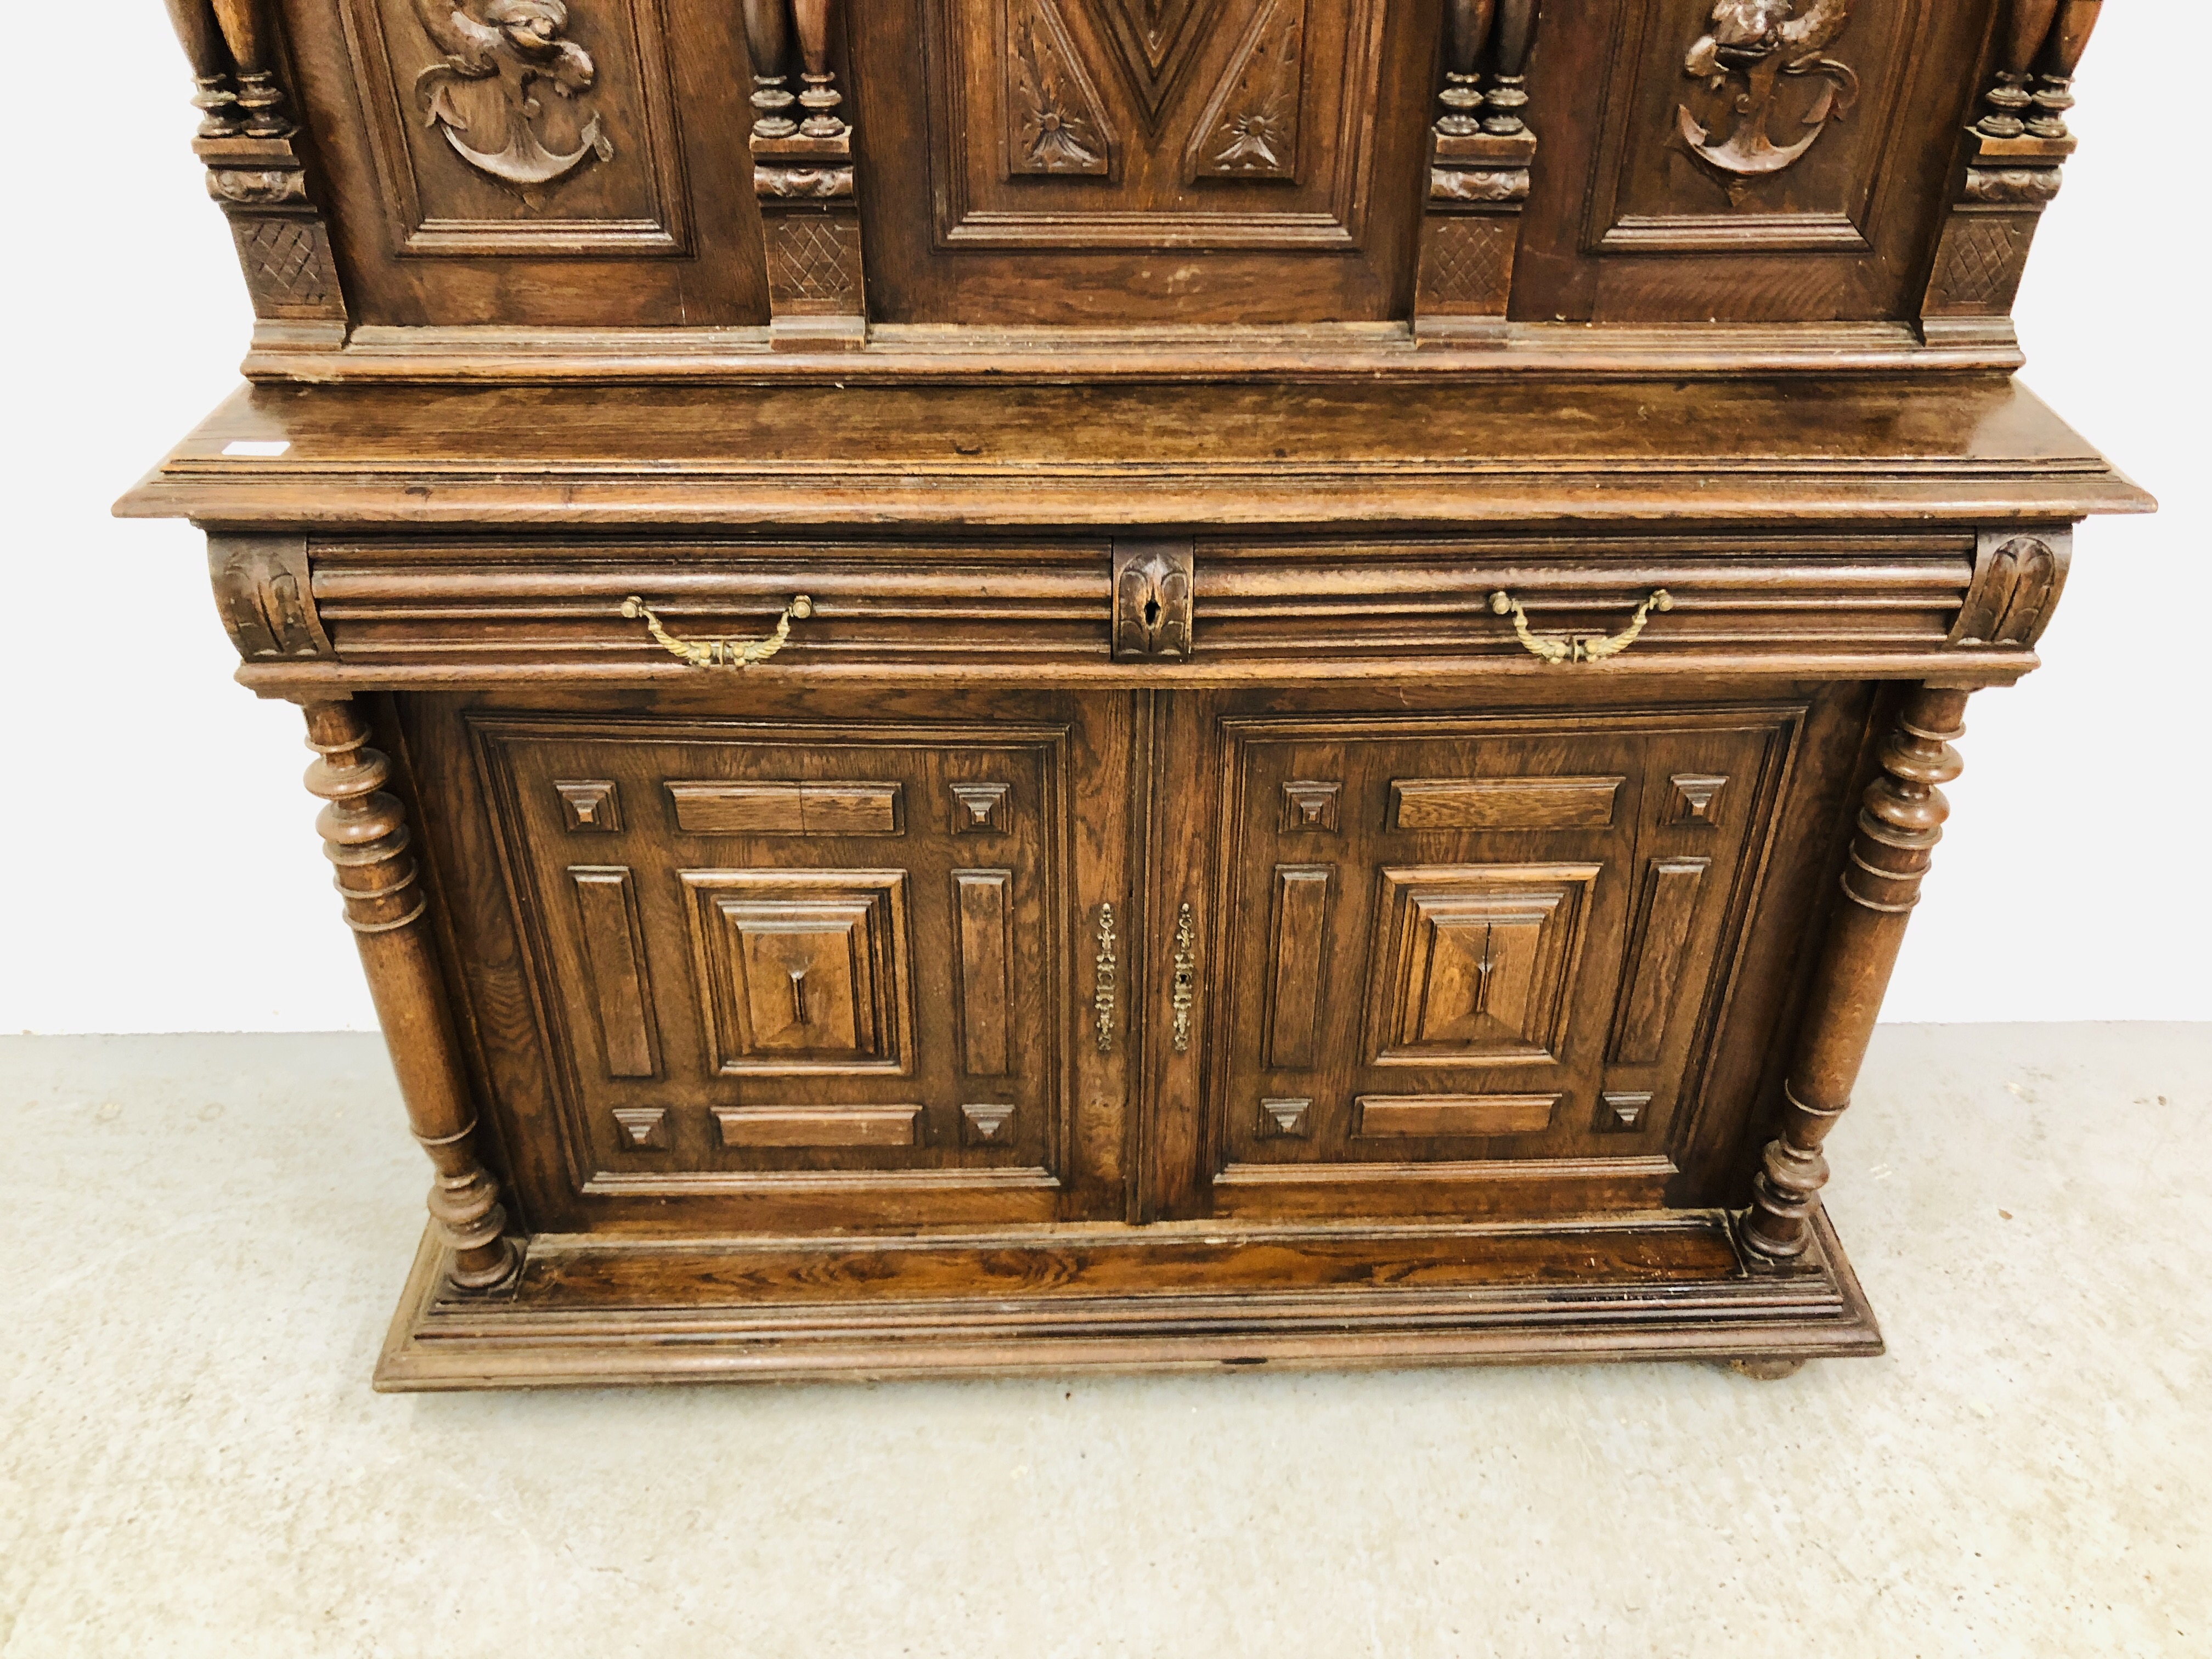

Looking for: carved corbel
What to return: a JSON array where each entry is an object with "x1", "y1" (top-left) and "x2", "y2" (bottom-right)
[
  {"x1": 1918, "y1": 1, "x2": 2101, "y2": 347},
  {"x1": 208, "y1": 535, "x2": 334, "y2": 662},
  {"x1": 161, "y1": 0, "x2": 347, "y2": 342},
  {"x1": 1947, "y1": 527, "x2": 2072, "y2": 648},
  {"x1": 746, "y1": 0, "x2": 867, "y2": 349},
  {"x1": 1415, "y1": 0, "x2": 1540, "y2": 337}
]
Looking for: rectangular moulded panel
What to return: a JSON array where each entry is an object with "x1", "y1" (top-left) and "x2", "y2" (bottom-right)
[
  {"x1": 712, "y1": 1105, "x2": 923, "y2": 1148},
  {"x1": 566, "y1": 866, "x2": 659, "y2": 1077},
  {"x1": 1611, "y1": 857, "x2": 1711, "y2": 1063},
  {"x1": 1365, "y1": 862, "x2": 1601, "y2": 1068},
  {"x1": 1265, "y1": 865, "x2": 1335, "y2": 1071},
  {"x1": 1354, "y1": 1095, "x2": 1562, "y2": 1137},
  {"x1": 667, "y1": 782, "x2": 902, "y2": 836},
  {"x1": 954, "y1": 869, "x2": 1013, "y2": 1076},
  {"x1": 680, "y1": 868, "x2": 914, "y2": 1075},
  {"x1": 1390, "y1": 777, "x2": 1624, "y2": 831}
]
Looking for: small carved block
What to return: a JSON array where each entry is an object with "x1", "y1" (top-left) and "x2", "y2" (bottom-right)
[
  {"x1": 1665, "y1": 774, "x2": 1729, "y2": 827},
  {"x1": 555, "y1": 781, "x2": 622, "y2": 832},
  {"x1": 612, "y1": 1107, "x2": 669, "y2": 1150},
  {"x1": 1259, "y1": 1097, "x2": 1312, "y2": 1138},
  {"x1": 950, "y1": 781, "x2": 1012, "y2": 834},
  {"x1": 1600, "y1": 1091, "x2": 1653, "y2": 1133},
  {"x1": 961, "y1": 1102, "x2": 1016, "y2": 1145},
  {"x1": 1278, "y1": 781, "x2": 1341, "y2": 834},
  {"x1": 1951, "y1": 529, "x2": 2072, "y2": 647},
  {"x1": 207, "y1": 535, "x2": 332, "y2": 660},
  {"x1": 1111, "y1": 539, "x2": 1197, "y2": 661}
]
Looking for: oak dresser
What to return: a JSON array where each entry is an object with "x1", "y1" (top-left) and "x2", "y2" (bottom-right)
[{"x1": 121, "y1": 0, "x2": 2149, "y2": 1387}]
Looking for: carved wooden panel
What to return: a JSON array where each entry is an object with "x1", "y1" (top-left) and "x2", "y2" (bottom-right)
[
  {"x1": 1610, "y1": 856, "x2": 1708, "y2": 1064},
  {"x1": 954, "y1": 869, "x2": 1014, "y2": 1075},
  {"x1": 1195, "y1": 702, "x2": 1805, "y2": 1212},
  {"x1": 667, "y1": 781, "x2": 904, "y2": 836},
  {"x1": 568, "y1": 865, "x2": 661, "y2": 1077},
  {"x1": 1364, "y1": 864, "x2": 1600, "y2": 1068},
  {"x1": 1263, "y1": 865, "x2": 1332, "y2": 1070},
  {"x1": 1580, "y1": 0, "x2": 1939, "y2": 254},
  {"x1": 682, "y1": 869, "x2": 914, "y2": 1075},
  {"x1": 337, "y1": 0, "x2": 693, "y2": 254},
  {"x1": 922, "y1": 0, "x2": 1385, "y2": 249},
  {"x1": 1663, "y1": 774, "x2": 1727, "y2": 826},
  {"x1": 466, "y1": 707, "x2": 1081, "y2": 1208}
]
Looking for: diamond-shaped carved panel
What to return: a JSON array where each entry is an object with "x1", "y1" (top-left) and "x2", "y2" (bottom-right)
[
  {"x1": 681, "y1": 869, "x2": 913, "y2": 1075},
  {"x1": 1364, "y1": 863, "x2": 1599, "y2": 1069}
]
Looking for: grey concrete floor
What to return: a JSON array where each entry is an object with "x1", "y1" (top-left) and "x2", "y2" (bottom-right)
[{"x1": 2, "y1": 1025, "x2": 2205, "y2": 1657}]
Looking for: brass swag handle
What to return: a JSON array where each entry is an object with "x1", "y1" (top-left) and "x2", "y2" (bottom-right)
[
  {"x1": 621, "y1": 595, "x2": 814, "y2": 668},
  {"x1": 1489, "y1": 588, "x2": 1673, "y2": 664}
]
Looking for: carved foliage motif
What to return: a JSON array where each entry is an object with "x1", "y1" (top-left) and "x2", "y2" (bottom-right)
[
  {"x1": 208, "y1": 536, "x2": 332, "y2": 660},
  {"x1": 1950, "y1": 531, "x2": 2069, "y2": 647},
  {"x1": 1188, "y1": 0, "x2": 1305, "y2": 181},
  {"x1": 411, "y1": 0, "x2": 615, "y2": 187},
  {"x1": 1677, "y1": 0, "x2": 1858, "y2": 201},
  {"x1": 1007, "y1": 0, "x2": 1114, "y2": 175}
]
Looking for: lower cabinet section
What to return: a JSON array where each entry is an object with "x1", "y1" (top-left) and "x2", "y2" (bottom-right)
[{"x1": 398, "y1": 679, "x2": 1874, "y2": 1245}]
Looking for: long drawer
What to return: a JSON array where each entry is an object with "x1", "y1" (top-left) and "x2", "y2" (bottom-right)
[{"x1": 237, "y1": 526, "x2": 2068, "y2": 682}]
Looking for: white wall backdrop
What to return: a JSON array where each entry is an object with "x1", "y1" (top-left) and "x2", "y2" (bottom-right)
[{"x1": 2, "y1": 2, "x2": 2205, "y2": 1032}]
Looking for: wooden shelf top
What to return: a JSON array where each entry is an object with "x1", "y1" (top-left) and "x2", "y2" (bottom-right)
[{"x1": 119, "y1": 373, "x2": 2152, "y2": 531}]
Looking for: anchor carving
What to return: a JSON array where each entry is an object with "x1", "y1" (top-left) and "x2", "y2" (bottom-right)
[
  {"x1": 1676, "y1": 0, "x2": 1858, "y2": 202},
  {"x1": 412, "y1": 0, "x2": 614, "y2": 188}
]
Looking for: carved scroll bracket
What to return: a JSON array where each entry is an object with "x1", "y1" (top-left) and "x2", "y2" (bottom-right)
[
  {"x1": 1415, "y1": 0, "x2": 1541, "y2": 335},
  {"x1": 746, "y1": 0, "x2": 868, "y2": 347},
  {"x1": 208, "y1": 535, "x2": 334, "y2": 662}
]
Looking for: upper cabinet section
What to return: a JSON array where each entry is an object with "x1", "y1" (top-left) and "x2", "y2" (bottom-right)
[
  {"x1": 854, "y1": 0, "x2": 1430, "y2": 323},
  {"x1": 157, "y1": 0, "x2": 2111, "y2": 362},
  {"x1": 276, "y1": 0, "x2": 769, "y2": 325}
]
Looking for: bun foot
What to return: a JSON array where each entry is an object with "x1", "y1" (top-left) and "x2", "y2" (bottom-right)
[{"x1": 1726, "y1": 1355, "x2": 1808, "y2": 1381}]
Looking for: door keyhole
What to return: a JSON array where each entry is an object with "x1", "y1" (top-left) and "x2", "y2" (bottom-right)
[
  {"x1": 1142, "y1": 591, "x2": 1163, "y2": 633},
  {"x1": 788, "y1": 967, "x2": 809, "y2": 1029}
]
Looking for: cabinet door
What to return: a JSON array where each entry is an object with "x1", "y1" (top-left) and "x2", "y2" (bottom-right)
[
  {"x1": 1142, "y1": 692, "x2": 1804, "y2": 1223},
  {"x1": 459, "y1": 691, "x2": 1135, "y2": 1231}
]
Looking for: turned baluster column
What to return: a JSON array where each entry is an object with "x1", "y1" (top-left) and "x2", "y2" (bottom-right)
[
  {"x1": 302, "y1": 700, "x2": 518, "y2": 1290},
  {"x1": 1740, "y1": 685, "x2": 1970, "y2": 1263}
]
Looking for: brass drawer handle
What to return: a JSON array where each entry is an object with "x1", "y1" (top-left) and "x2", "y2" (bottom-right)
[
  {"x1": 1489, "y1": 588, "x2": 1673, "y2": 664},
  {"x1": 621, "y1": 594, "x2": 814, "y2": 668}
]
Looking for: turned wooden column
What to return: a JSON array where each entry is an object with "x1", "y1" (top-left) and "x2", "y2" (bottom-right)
[
  {"x1": 1741, "y1": 685, "x2": 1970, "y2": 1263},
  {"x1": 302, "y1": 700, "x2": 518, "y2": 1289}
]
